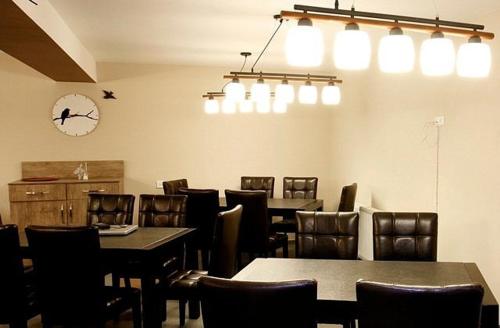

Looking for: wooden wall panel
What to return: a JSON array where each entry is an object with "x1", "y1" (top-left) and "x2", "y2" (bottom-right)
[{"x1": 22, "y1": 161, "x2": 124, "y2": 179}]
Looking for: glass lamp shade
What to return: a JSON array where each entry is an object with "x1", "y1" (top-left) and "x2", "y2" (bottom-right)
[
  {"x1": 251, "y1": 79, "x2": 271, "y2": 102},
  {"x1": 275, "y1": 82, "x2": 295, "y2": 103},
  {"x1": 457, "y1": 37, "x2": 491, "y2": 78},
  {"x1": 239, "y1": 98, "x2": 253, "y2": 113},
  {"x1": 225, "y1": 78, "x2": 245, "y2": 101},
  {"x1": 204, "y1": 97, "x2": 219, "y2": 114},
  {"x1": 420, "y1": 32, "x2": 455, "y2": 76},
  {"x1": 221, "y1": 99, "x2": 236, "y2": 114},
  {"x1": 272, "y1": 100, "x2": 287, "y2": 114},
  {"x1": 378, "y1": 28, "x2": 415, "y2": 73},
  {"x1": 321, "y1": 84, "x2": 341, "y2": 105},
  {"x1": 298, "y1": 82, "x2": 318, "y2": 104},
  {"x1": 256, "y1": 100, "x2": 271, "y2": 113},
  {"x1": 334, "y1": 23, "x2": 371, "y2": 70},
  {"x1": 285, "y1": 18, "x2": 324, "y2": 67}
]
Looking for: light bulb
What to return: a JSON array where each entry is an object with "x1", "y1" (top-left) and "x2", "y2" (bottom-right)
[
  {"x1": 321, "y1": 82, "x2": 341, "y2": 105},
  {"x1": 420, "y1": 31, "x2": 455, "y2": 76},
  {"x1": 275, "y1": 80, "x2": 295, "y2": 103},
  {"x1": 225, "y1": 77, "x2": 245, "y2": 101},
  {"x1": 378, "y1": 27, "x2": 415, "y2": 73},
  {"x1": 222, "y1": 98, "x2": 236, "y2": 114},
  {"x1": 298, "y1": 81, "x2": 317, "y2": 105},
  {"x1": 457, "y1": 36, "x2": 491, "y2": 78},
  {"x1": 204, "y1": 96, "x2": 219, "y2": 114},
  {"x1": 256, "y1": 100, "x2": 271, "y2": 113},
  {"x1": 251, "y1": 78, "x2": 271, "y2": 102},
  {"x1": 239, "y1": 98, "x2": 253, "y2": 113},
  {"x1": 285, "y1": 18, "x2": 324, "y2": 67},
  {"x1": 272, "y1": 99, "x2": 287, "y2": 114},
  {"x1": 334, "y1": 23, "x2": 371, "y2": 70}
]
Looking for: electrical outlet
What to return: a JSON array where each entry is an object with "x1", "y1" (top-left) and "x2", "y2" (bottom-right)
[
  {"x1": 433, "y1": 116, "x2": 445, "y2": 126},
  {"x1": 155, "y1": 180, "x2": 164, "y2": 189}
]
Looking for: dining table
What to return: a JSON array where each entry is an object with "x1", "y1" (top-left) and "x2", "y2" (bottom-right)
[
  {"x1": 219, "y1": 197, "x2": 324, "y2": 216},
  {"x1": 233, "y1": 258, "x2": 499, "y2": 327},
  {"x1": 19, "y1": 227, "x2": 196, "y2": 328}
]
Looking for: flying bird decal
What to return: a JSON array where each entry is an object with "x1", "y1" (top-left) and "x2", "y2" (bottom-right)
[{"x1": 103, "y1": 90, "x2": 117, "y2": 99}]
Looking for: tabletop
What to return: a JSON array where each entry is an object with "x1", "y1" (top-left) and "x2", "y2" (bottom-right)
[{"x1": 219, "y1": 197, "x2": 323, "y2": 210}]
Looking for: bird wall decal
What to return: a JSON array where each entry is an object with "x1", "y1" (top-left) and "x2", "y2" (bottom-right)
[
  {"x1": 103, "y1": 90, "x2": 117, "y2": 99},
  {"x1": 53, "y1": 108, "x2": 98, "y2": 125}
]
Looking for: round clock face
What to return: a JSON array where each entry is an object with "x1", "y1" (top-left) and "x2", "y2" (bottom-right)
[{"x1": 52, "y1": 94, "x2": 99, "y2": 136}]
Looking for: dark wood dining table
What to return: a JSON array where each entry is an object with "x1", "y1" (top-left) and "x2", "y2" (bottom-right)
[
  {"x1": 19, "y1": 227, "x2": 196, "y2": 328},
  {"x1": 233, "y1": 258, "x2": 499, "y2": 327},
  {"x1": 219, "y1": 197, "x2": 324, "y2": 216}
]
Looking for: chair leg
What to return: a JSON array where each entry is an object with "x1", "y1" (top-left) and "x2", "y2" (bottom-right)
[
  {"x1": 132, "y1": 294, "x2": 142, "y2": 328},
  {"x1": 179, "y1": 299, "x2": 187, "y2": 327},
  {"x1": 283, "y1": 241, "x2": 289, "y2": 258},
  {"x1": 161, "y1": 299, "x2": 167, "y2": 322},
  {"x1": 188, "y1": 299, "x2": 200, "y2": 319},
  {"x1": 112, "y1": 273, "x2": 121, "y2": 287},
  {"x1": 124, "y1": 276, "x2": 131, "y2": 288}
]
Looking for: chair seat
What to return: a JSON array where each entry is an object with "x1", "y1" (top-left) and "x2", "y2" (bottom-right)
[
  {"x1": 271, "y1": 219, "x2": 297, "y2": 233},
  {"x1": 167, "y1": 270, "x2": 208, "y2": 290}
]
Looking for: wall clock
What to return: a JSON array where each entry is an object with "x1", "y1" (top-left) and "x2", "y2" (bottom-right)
[{"x1": 52, "y1": 94, "x2": 99, "y2": 136}]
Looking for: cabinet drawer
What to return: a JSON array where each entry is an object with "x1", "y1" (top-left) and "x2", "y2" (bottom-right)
[
  {"x1": 9, "y1": 184, "x2": 66, "y2": 202},
  {"x1": 67, "y1": 182, "x2": 120, "y2": 200}
]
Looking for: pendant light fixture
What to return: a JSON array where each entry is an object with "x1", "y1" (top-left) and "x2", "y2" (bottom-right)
[
  {"x1": 204, "y1": 95, "x2": 219, "y2": 114},
  {"x1": 299, "y1": 80, "x2": 318, "y2": 104},
  {"x1": 275, "y1": 79, "x2": 295, "y2": 103},
  {"x1": 225, "y1": 77, "x2": 246, "y2": 101},
  {"x1": 256, "y1": 100, "x2": 271, "y2": 113},
  {"x1": 457, "y1": 36, "x2": 491, "y2": 78},
  {"x1": 222, "y1": 98, "x2": 237, "y2": 114},
  {"x1": 239, "y1": 95, "x2": 254, "y2": 113},
  {"x1": 251, "y1": 78, "x2": 271, "y2": 102},
  {"x1": 334, "y1": 23, "x2": 371, "y2": 70},
  {"x1": 378, "y1": 27, "x2": 415, "y2": 73},
  {"x1": 272, "y1": 99, "x2": 288, "y2": 113},
  {"x1": 285, "y1": 17, "x2": 324, "y2": 67},
  {"x1": 420, "y1": 31, "x2": 455, "y2": 76},
  {"x1": 321, "y1": 81, "x2": 341, "y2": 105}
]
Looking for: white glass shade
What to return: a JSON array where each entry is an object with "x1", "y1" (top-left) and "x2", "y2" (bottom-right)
[
  {"x1": 275, "y1": 83, "x2": 295, "y2": 104},
  {"x1": 251, "y1": 80, "x2": 271, "y2": 102},
  {"x1": 204, "y1": 98, "x2": 219, "y2": 114},
  {"x1": 298, "y1": 83, "x2": 318, "y2": 104},
  {"x1": 457, "y1": 40, "x2": 491, "y2": 78},
  {"x1": 221, "y1": 99, "x2": 236, "y2": 114},
  {"x1": 272, "y1": 100, "x2": 287, "y2": 113},
  {"x1": 334, "y1": 24, "x2": 371, "y2": 70},
  {"x1": 225, "y1": 79, "x2": 245, "y2": 101},
  {"x1": 239, "y1": 98, "x2": 253, "y2": 113},
  {"x1": 420, "y1": 33, "x2": 455, "y2": 76},
  {"x1": 256, "y1": 100, "x2": 271, "y2": 113},
  {"x1": 378, "y1": 31, "x2": 415, "y2": 73},
  {"x1": 321, "y1": 84, "x2": 341, "y2": 105},
  {"x1": 285, "y1": 18, "x2": 324, "y2": 67}
]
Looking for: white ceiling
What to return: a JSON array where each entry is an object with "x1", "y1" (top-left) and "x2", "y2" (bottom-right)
[{"x1": 49, "y1": 0, "x2": 500, "y2": 68}]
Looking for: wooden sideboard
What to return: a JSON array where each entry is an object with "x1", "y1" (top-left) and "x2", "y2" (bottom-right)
[{"x1": 9, "y1": 161, "x2": 124, "y2": 230}]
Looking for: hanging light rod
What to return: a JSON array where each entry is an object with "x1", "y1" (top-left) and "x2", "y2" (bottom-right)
[
  {"x1": 224, "y1": 71, "x2": 342, "y2": 83},
  {"x1": 202, "y1": 92, "x2": 277, "y2": 98}
]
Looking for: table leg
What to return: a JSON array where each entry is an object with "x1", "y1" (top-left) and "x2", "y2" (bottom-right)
[{"x1": 141, "y1": 274, "x2": 161, "y2": 328}]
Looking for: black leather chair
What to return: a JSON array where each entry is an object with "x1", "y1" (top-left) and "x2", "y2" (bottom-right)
[
  {"x1": 356, "y1": 280, "x2": 484, "y2": 328},
  {"x1": 178, "y1": 188, "x2": 220, "y2": 270},
  {"x1": 225, "y1": 189, "x2": 288, "y2": 262},
  {"x1": 0, "y1": 225, "x2": 39, "y2": 328},
  {"x1": 241, "y1": 176, "x2": 275, "y2": 198},
  {"x1": 296, "y1": 211, "x2": 358, "y2": 260},
  {"x1": 373, "y1": 212, "x2": 438, "y2": 261},
  {"x1": 199, "y1": 276, "x2": 317, "y2": 328},
  {"x1": 163, "y1": 178, "x2": 188, "y2": 195},
  {"x1": 161, "y1": 205, "x2": 243, "y2": 326},
  {"x1": 86, "y1": 194, "x2": 135, "y2": 225},
  {"x1": 338, "y1": 183, "x2": 357, "y2": 212},
  {"x1": 139, "y1": 194, "x2": 187, "y2": 227},
  {"x1": 25, "y1": 226, "x2": 141, "y2": 328}
]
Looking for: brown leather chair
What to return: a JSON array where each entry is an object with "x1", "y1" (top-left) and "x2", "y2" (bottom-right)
[
  {"x1": 373, "y1": 212, "x2": 438, "y2": 261},
  {"x1": 199, "y1": 276, "x2": 317, "y2": 328},
  {"x1": 86, "y1": 194, "x2": 135, "y2": 225},
  {"x1": 356, "y1": 280, "x2": 484, "y2": 328},
  {"x1": 0, "y1": 225, "x2": 39, "y2": 328},
  {"x1": 160, "y1": 205, "x2": 243, "y2": 326},
  {"x1": 163, "y1": 178, "x2": 188, "y2": 195},
  {"x1": 25, "y1": 226, "x2": 141, "y2": 328},
  {"x1": 296, "y1": 211, "x2": 358, "y2": 260},
  {"x1": 225, "y1": 189, "x2": 288, "y2": 262},
  {"x1": 139, "y1": 194, "x2": 187, "y2": 227},
  {"x1": 241, "y1": 176, "x2": 275, "y2": 198},
  {"x1": 338, "y1": 183, "x2": 357, "y2": 212}
]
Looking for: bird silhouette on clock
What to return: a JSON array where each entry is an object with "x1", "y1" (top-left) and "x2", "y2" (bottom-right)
[
  {"x1": 103, "y1": 90, "x2": 117, "y2": 99},
  {"x1": 60, "y1": 108, "x2": 70, "y2": 125}
]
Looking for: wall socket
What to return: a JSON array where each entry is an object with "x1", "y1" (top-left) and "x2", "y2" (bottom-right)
[
  {"x1": 433, "y1": 116, "x2": 445, "y2": 126},
  {"x1": 155, "y1": 180, "x2": 164, "y2": 189}
]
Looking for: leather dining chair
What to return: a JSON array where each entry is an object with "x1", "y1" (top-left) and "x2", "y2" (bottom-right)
[
  {"x1": 240, "y1": 176, "x2": 275, "y2": 198},
  {"x1": 139, "y1": 194, "x2": 188, "y2": 227},
  {"x1": 163, "y1": 178, "x2": 189, "y2": 195},
  {"x1": 0, "y1": 225, "x2": 39, "y2": 328},
  {"x1": 373, "y1": 212, "x2": 438, "y2": 261},
  {"x1": 178, "y1": 188, "x2": 220, "y2": 270},
  {"x1": 199, "y1": 276, "x2": 318, "y2": 328},
  {"x1": 86, "y1": 194, "x2": 135, "y2": 225},
  {"x1": 160, "y1": 205, "x2": 243, "y2": 326},
  {"x1": 225, "y1": 189, "x2": 288, "y2": 263},
  {"x1": 338, "y1": 183, "x2": 357, "y2": 212},
  {"x1": 25, "y1": 225, "x2": 141, "y2": 328},
  {"x1": 356, "y1": 280, "x2": 484, "y2": 328}
]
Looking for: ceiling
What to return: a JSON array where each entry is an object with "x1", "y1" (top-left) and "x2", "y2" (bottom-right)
[{"x1": 49, "y1": 0, "x2": 500, "y2": 68}]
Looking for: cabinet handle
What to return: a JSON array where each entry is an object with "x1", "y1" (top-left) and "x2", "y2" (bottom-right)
[
  {"x1": 25, "y1": 191, "x2": 50, "y2": 196},
  {"x1": 69, "y1": 204, "x2": 73, "y2": 223},
  {"x1": 60, "y1": 204, "x2": 65, "y2": 224},
  {"x1": 81, "y1": 189, "x2": 105, "y2": 193}
]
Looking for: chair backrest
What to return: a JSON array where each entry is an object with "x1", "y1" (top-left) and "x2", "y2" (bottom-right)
[
  {"x1": 0, "y1": 225, "x2": 30, "y2": 323},
  {"x1": 240, "y1": 176, "x2": 275, "y2": 198},
  {"x1": 209, "y1": 205, "x2": 243, "y2": 278},
  {"x1": 356, "y1": 280, "x2": 484, "y2": 328},
  {"x1": 163, "y1": 178, "x2": 188, "y2": 195},
  {"x1": 26, "y1": 226, "x2": 105, "y2": 326},
  {"x1": 200, "y1": 276, "x2": 317, "y2": 328},
  {"x1": 338, "y1": 183, "x2": 357, "y2": 212},
  {"x1": 373, "y1": 212, "x2": 438, "y2": 261},
  {"x1": 225, "y1": 190, "x2": 269, "y2": 254},
  {"x1": 86, "y1": 194, "x2": 135, "y2": 225},
  {"x1": 296, "y1": 211, "x2": 359, "y2": 260},
  {"x1": 139, "y1": 194, "x2": 187, "y2": 227},
  {"x1": 283, "y1": 177, "x2": 318, "y2": 199}
]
